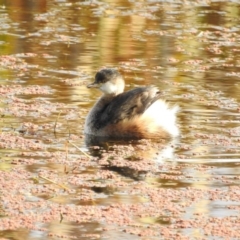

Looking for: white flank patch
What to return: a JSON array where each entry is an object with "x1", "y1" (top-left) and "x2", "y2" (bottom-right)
[{"x1": 143, "y1": 100, "x2": 179, "y2": 137}]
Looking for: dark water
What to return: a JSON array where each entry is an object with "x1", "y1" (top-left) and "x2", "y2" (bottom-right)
[{"x1": 0, "y1": 0, "x2": 240, "y2": 239}]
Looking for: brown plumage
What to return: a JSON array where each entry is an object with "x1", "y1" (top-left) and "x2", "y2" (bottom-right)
[{"x1": 84, "y1": 68, "x2": 179, "y2": 139}]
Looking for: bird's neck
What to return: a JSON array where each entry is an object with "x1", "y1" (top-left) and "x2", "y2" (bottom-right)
[{"x1": 88, "y1": 94, "x2": 115, "y2": 119}]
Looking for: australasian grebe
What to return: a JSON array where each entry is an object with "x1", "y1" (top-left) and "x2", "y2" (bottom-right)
[{"x1": 84, "y1": 68, "x2": 179, "y2": 139}]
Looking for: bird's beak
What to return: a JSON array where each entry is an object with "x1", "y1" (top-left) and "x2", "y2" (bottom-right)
[{"x1": 87, "y1": 82, "x2": 100, "y2": 88}]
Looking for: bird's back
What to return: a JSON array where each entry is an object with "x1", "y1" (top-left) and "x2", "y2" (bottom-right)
[{"x1": 84, "y1": 86, "x2": 179, "y2": 139}]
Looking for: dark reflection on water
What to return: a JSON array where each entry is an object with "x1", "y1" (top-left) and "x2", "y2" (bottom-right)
[{"x1": 1, "y1": 0, "x2": 240, "y2": 239}]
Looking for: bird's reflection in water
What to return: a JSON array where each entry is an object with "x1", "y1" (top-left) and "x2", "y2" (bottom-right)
[{"x1": 84, "y1": 134, "x2": 179, "y2": 180}]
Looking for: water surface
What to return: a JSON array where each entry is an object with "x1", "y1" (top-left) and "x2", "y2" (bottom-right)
[{"x1": 0, "y1": 0, "x2": 240, "y2": 239}]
